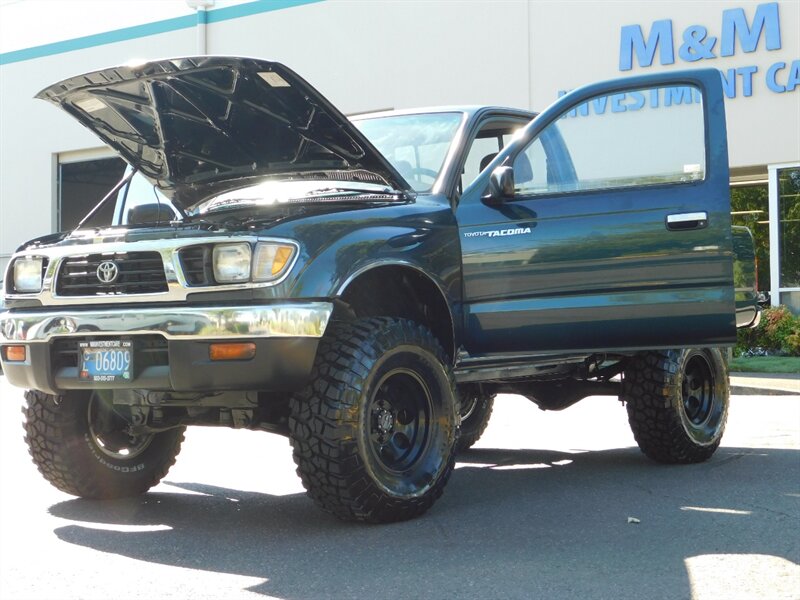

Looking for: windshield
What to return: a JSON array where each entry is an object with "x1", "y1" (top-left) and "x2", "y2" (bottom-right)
[
  {"x1": 99, "y1": 113, "x2": 465, "y2": 220},
  {"x1": 353, "y1": 112, "x2": 463, "y2": 193},
  {"x1": 113, "y1": 168, "x2": 179, "y2": 225}
]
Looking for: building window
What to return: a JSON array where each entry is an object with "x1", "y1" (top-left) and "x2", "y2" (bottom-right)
[
  {"x1": 58, "y1": 157, "x2": 126, "y2": 230},
  {"x1": 777, "y1": 166, "x2": 800, "y2": 312},
  {"x1": 731, "y1": 184, "x2": 770, "y2": 292},
  {"x1": 778, "y1": 167, "x2": 800, "y2": 288}
]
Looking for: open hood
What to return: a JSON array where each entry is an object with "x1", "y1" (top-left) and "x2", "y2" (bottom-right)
[{"x1": 36, "y1": 56, "x2": 411, "y2": 206}]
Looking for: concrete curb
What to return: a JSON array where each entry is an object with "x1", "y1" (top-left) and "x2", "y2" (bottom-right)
[
  {"x1": 731, "y1": 385, "x2": 799, "y2": 396},
  {"x1": 730, "y1": 372, "x2": 800, "y2": 396}
]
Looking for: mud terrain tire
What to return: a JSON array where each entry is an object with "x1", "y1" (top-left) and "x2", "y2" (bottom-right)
[
  {"x1": 622, "y1": 348, "x2": 729, "y2": 464},
  {"x1": 289, "y1": 317, "x2": 458, "y2": 523},
  {"x1": 24, "y1": 390, "x2": 185, "y2": 498}
]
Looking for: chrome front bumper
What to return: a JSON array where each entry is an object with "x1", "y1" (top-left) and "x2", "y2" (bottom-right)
[
  {"x1": 0, "y1": 303, "x2": 333, "y2": 394},
  {"x1": 0, "y1": 303, "x2": 333, "y2": 343}
]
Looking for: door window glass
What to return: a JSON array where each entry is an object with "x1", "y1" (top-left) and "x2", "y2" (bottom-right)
[{"x1": 514, "y1": 85, "x2": 706, "y2": 196}]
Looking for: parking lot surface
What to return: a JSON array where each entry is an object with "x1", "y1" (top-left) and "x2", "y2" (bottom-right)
[{"x1": 0, "y1": 376, "x2": 798, "y2": 600}]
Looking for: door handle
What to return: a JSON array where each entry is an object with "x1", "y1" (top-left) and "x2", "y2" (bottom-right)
[{"x1": 666, "y1": 211, "x2": 708, "y2": 231}]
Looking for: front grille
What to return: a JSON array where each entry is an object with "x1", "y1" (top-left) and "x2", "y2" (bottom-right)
[
  {"x1": 179, "y1": 246, "x2": 214, "y2": 286},
  {"x1": 55, "y1": 252, "x2": 167, "y2": 296},
  {"x1": 51, "y1": 336, "x2": 168, "y2": 370}
]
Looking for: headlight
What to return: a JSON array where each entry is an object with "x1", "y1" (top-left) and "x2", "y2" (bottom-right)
[
  {"x1": 13, "y1": 257, "x2": 44, "y2": 293},
  {"x1": 212, "y1": 243, "x2": 251, "y2": 283},
  {"x1": 252, "y1": 242, "x2": 296, "y2": 282}
]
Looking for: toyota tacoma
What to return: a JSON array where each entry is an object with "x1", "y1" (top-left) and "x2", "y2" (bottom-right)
[{"x1": 0, "y1": 57, "x2": 759, "y2": 522}]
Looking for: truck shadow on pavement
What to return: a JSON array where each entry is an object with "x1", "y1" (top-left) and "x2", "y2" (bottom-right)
[{"x1": 49, "y1": 445, "x2": 800, "y2": 599}]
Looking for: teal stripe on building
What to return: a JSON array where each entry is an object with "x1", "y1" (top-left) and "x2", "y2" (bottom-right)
[{"x1": 0, "y1": 0, "x2": 323, "y2": 66}]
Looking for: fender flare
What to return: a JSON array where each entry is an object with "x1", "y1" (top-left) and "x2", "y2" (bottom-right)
[{"x1": 335, "y1": 260, "x2": 458, "y2": 361}]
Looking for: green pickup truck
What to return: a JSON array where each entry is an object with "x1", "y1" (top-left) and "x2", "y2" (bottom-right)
[{"x1": 0, "y1": 58, "x2": 759, "y2": 522}]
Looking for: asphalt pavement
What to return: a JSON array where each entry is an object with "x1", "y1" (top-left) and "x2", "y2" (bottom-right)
[{"x1": 0, "y1": 375, "x2": 798, "y2": 600}]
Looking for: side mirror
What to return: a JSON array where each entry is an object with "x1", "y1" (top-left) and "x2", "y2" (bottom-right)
[
  {"x1": 487, "y1": 166, "x2": 515, "y2": 203},
  {"x1": 127, "y1": 203, "x2": 175, "y2": 225}
]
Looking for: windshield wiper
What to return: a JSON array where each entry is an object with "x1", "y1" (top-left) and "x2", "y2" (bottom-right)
[
  {"x1": 304, "y1": 186, "x2": 400, "y2": 196},
  {"x1": 194, "y1": 186, "x2": 406, "y2": 216}
]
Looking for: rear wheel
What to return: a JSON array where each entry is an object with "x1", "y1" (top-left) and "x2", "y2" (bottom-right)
[
  {"x1": 289, "y1": 317, "x2": 458, "y2": 523},
  {"x1": 622, "y1": 348, "x2": 729, "y2": 464},
  {"x1": 24, "y1": 389, "x2": 185, "y2": 498},
  {"x1": 456, "y1": 385, "x2": 494, "y2": 452}
]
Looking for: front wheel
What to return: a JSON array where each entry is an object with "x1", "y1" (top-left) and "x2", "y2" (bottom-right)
[
  {"x1": 622, "y1": 348, "x2": 729, "y2": 464},
  {"x1": 24, "y1": 390, "x2": 185, "y2": 498},
  {"x1": 289, "y1": 317, "x2": 458, "y2": 523}
]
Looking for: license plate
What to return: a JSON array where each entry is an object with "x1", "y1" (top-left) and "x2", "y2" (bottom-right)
[{"x1": 79, "y1": 340, "x2": 133, "y2": 382}]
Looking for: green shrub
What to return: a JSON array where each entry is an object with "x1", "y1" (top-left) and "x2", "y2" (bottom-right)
[
  {"x1": 786, "y1": 329, "x2": 800, "y2": 356},
  {"x1": 735, "y1": 305, "x2": 800, "y2": 357},
  {"x1": 734, "y1": 332, "x2": 754, "y2": 357}
]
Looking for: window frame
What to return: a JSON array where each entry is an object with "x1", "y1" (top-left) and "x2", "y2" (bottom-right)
[{"x1": 768, "y1": 162, "x2": 800, "y2": 308}]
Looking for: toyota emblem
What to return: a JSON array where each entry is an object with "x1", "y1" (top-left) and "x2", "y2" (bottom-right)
[{"x1": 96, "y1": 261, "x2": 119, "y2": 283}]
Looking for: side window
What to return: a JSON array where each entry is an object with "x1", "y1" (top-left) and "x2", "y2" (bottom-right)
[
  {"x1": 512, "y1": 136, "x2": 549, "y2": 192},
  {"x1": 462, "y1": 121, "x2": 527, "y2": 190},
  {"x1": 463, "y1": 136, "x2": 502, "y2": 187},
  {"x1": 513, "y1": 85, "x2": 706, "y2": 196}
]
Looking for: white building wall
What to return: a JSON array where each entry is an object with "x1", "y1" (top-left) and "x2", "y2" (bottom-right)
[
  {"x1": 1, "y1": 0, "x2": 798, "y2": 274},
  {"x1": 0, "y1": 29, "x2": 196, "y2": 271},
  {"x1": 528, "y1": 0, "x2": 800, "y2": 169},
  {"x1": 205, "y1": 0, "x2": 531, "y2": 114}
]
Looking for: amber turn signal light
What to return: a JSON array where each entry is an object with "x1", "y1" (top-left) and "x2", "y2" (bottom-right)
[
  {"x1": 272, "y1": 245, "x2": 294, "y2": 275},
  {"x1": 3, "y1": 346, "x2": 26, "y2": 362},
  {"x1": 209, "y1": 342, "x2": 256, "y2": 361}
]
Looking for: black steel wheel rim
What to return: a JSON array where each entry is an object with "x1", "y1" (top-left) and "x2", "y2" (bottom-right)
[
  {"x1": 367, "y1": 368, "x2": 432, "y2": 473},
  {"x1": 682, "y1": 354, "x2": 715, "y2": 426},
  {"x1": 87, "y1": 394, "x2": 153, "y2": 460}
]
